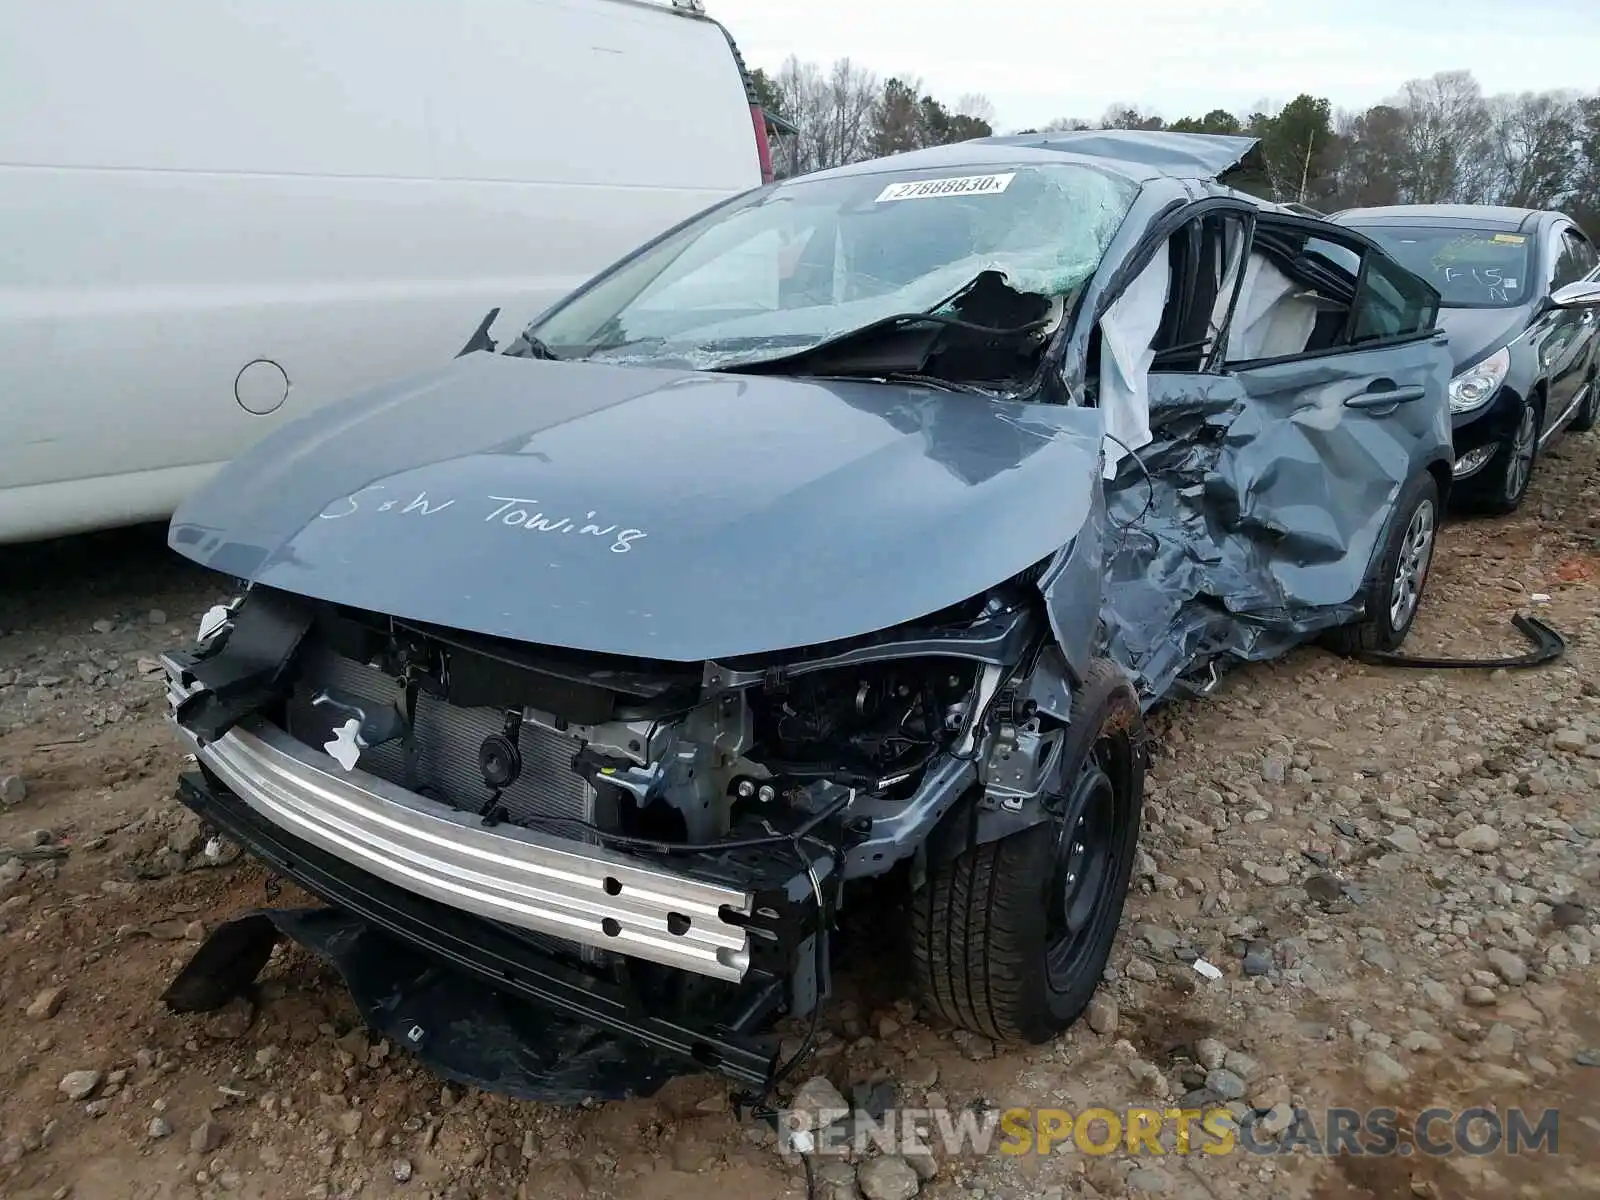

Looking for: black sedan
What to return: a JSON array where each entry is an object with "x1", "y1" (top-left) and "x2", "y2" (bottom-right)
[{"x1": 1332, "y1": 204, "x2": 1600, "y2": 513}]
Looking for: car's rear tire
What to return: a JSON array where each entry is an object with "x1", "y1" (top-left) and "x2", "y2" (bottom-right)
[
  {"x1": 911, "y1": 659, "x2": 1144, "y2": 1044},
  {"x1": 1471, "y1": 397, "x2": 1540, "y2": 515},
  {"x1": 1325, "y1": 471, "x2": 1439, "y2": 657},
  {"x1": 1570, "y1": 370, "x2": 1599, "y2": 433}
]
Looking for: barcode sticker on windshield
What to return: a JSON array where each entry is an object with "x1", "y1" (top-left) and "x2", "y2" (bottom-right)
[
  {"x1": 1492, "y1": 233, "x2": 1527, "y2": 244},
  {"x1": 874, "y1": 173, "x2": 1016, "y2": 202}
]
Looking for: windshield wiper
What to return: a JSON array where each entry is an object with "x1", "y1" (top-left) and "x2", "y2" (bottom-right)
[
  {"x1": 501, "y1": 329, "x2": 564, "y2": 362},
  {"x1": 581, "y1": 335, "x2": 666, "y2": 359},
  {"x1": 844, "y1": 372, "x2": 994, "y2": 394},
  {"x1": 583, "y1": 332, "x2": 832, "y2": 363},
  {"x1": 716, "y1": 310, "x2": 1054, "y2": 378}
]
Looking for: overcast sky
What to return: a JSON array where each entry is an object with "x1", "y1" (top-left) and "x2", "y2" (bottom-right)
[{"x1": 711, "y1": 0, "x2": 1600, "y2": 132}]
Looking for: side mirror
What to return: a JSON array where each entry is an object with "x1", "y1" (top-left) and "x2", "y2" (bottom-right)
[{"x1": 1550, "y1": 280, "x2": 1600, "y2": 309}]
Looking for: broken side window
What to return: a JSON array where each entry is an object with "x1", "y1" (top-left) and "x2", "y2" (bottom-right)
[
  {"x1": 1149, "y1": 210, "x2": 1250, "y2": 373},
  {"x1": 1092, "y1": 208, "x2": 1250, "y2": 477}
]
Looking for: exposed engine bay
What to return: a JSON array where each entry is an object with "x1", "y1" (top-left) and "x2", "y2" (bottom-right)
[
  {"x1": 161, "y1": 576, "x2": 1084, "y2": 1098},
  {"x1": 275, "y1": 601, "x2": 990, "y2": 848}
]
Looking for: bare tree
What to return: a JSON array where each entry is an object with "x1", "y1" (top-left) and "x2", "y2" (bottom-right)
[
  {"x1": 824, "y1": 57, "x2": 880, "y2": 167},
  {"x1": 1572, "y1": 96, "x2": 1600, "y2": 230},
  {"x1": 1486, "y1": 90, "x2": 1580, "y2": 208},
  {"x1": 770, "y1": 57, "x2": 823, "y2": 175},
  {"x1": 1099, "y1": 103, "x2": 1165, "y2": 131},
  {"x1": 772, "y1": 55, "x2": 880, "y2": 175},
  {"x1": 1041, "y1": 116, "x2": 1095, "y2": 132},
  {"x1": 954, "y1": 93, "x2": 997, "y2": 128},
  {"x1": 1390, "y1": 71, "x2": 1495, "y2": 203}
]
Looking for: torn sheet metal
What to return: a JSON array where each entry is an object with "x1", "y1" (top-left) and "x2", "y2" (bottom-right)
[
  {"x1": 165, "y1": 909, "x2": 685, "y2": 1104},
  {"x1": 1097, "y1": 333, "x2": 1453, "y2": 705}
]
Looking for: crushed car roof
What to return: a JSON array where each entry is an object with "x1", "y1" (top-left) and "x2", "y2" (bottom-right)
[
  {"x1": 975, "y1": 130, "x2": 1262, "y2": 180},
  {"x1": 793, "y1": 131, "x2": 1264, "y2": 187}
]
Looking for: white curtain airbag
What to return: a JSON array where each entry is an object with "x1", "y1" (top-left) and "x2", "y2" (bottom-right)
[
  {"x1": 1097, "y1": 252, "x2": 1170, "y2": 480},
  {"x1": 1228, "y1": 255, "x2": 1319, "y2": 362}
]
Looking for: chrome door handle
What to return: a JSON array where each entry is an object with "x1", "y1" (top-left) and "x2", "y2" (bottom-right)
[{"x1": 1345, "y1": 384, "x2": 1427, "y2": 409}]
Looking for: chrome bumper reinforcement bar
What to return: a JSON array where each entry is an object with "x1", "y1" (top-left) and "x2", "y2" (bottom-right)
[{"x1": 177, "y1": 713, "x2": 754, "y2": 982}]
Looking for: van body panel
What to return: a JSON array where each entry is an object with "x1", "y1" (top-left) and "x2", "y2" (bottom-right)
[{"x1": 0, "y1": 0, "x2": 762, "y2": 541}]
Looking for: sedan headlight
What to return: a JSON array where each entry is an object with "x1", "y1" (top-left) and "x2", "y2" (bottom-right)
[{"x1": 1447, "y1": 346, "x2": 1510, "y2": 414}]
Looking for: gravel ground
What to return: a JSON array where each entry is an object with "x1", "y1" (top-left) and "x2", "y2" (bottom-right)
[{"x1": 2, "y1": 431, "x2": 1599, "y2": 1200}]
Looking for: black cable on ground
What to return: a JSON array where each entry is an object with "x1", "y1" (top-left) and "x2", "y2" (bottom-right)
[
  {"x1": 731, "y1": 831, "x2": 839, "y2": 1171},
  {"x1": 1354, "y1": 613, "x2": 1564, "y2": 670},
  {"x1": 802, "y1": 1151, "x2": 820, "y2": 1200}
]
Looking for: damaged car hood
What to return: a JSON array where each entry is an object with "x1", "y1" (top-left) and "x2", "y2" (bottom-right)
[{"x1": 170, "y1": 353, "x2": 1104, "y2": 662}]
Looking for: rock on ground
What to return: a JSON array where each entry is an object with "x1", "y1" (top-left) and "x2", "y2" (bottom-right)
[
  {"x1": 1362, "y1": 1051, "x2": 1410, "y2": 1092},
  {"x1": 1487, "y1": 948, "x2": 1529, "y2": 986},
  {"x1": 25, "y1": 986, "x2": 65, "y2": 1019},
  {"x1": 1085, "y1": 992, "x2": 1119, "y2": 1035},
  {"x1": 812, "y1": 1160, "x2": 860, "y2": 1200},
  {"x1": 189, "y1": 1119, "x2": 224, "y2": 1155},
  {"x1": 857, "y1": 1155, "x2": 921, "y2": 1200},
  {"x1": 58, "y1": 1070, "x2": 101, "y2": 1101},
  {"x1": 1456, "y1": 824, "x2": 1501, "y2": 852}
]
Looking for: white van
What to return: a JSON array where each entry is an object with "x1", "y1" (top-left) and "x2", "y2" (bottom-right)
[{"x1": 0, "y1": 0, "x2": 770, "y2": 543}]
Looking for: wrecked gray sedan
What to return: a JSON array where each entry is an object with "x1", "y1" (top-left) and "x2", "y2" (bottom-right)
[{"x1": 158, "y1": 132, "x2": 1454, "y2": 1103}]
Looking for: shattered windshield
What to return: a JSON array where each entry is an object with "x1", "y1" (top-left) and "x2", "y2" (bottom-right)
[
  {"x1": 521, "y1": 161, "x2": 1139, "y2": 374},
  {"x1": 1356, "y1": 226, "x2": 1534, "y2": 308}
]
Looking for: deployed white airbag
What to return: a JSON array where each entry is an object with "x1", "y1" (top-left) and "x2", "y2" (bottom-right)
[
  {"x1": 1227, "y1": 255, "x2": 1319, "y2": 362},
  {"x1": 1096, "y1": 252, "x2": 1170, "y2": 479}
]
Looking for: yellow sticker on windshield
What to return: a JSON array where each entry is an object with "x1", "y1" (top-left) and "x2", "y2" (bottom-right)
[
  {"x1": 875, "y1": 173, "x2": 1016, "y2": 202},
  {"x1": 1492, "y1": 233, "x2": 1526, "y2": 244}
]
